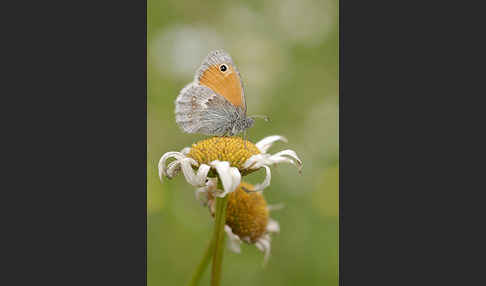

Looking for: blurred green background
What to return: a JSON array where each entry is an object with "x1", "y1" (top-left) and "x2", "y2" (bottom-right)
[{"x1": 148, "y1": 0, "x2": 338, "y2": 285}]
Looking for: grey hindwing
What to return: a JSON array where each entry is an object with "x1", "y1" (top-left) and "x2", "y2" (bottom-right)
[{"x1": 175, "y1": 83, "x2": 248, "y2": 136}]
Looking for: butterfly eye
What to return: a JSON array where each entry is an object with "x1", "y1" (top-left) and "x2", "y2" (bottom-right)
[{"x1": 219, "y1": 64, "x2": 228, "y2": 72}]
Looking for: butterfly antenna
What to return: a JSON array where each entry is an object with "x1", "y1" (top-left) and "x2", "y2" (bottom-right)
[{"x1": 250, "y1": 114, "x2": 270, "y2": 122}]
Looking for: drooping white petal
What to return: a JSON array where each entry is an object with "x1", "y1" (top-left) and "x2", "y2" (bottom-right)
[
  {"x1": 180, "y1": 159, "x2": 210, "y2": 187},
  {"x1": 228, "y1": 167, "x2": 242, "y2": 195},
  {"x1": 255, "y1": 235, "x2": 271, "y2": 266},
  {"x1": 194, "y1": 164, "x2": 211, "y2": 185},
  {"x1": 242, "y1": 153, "x2": 293, "y2": 170},
  {"x1": 243, "y1": 149, "x2": 303, "y2": 173},
  {"x1": 255, "y1": 135, "x2": 288, "y2": 153},
  {"x1": 158, "y1": 151, "x2": 187, "y2": 180},
  {"x1": 255, "y1": 240, "x2": 264, "y2": 252},
  {"x1": 180, "y1": 147, "x2": 191, "y2": 155},
  {"x1": 242, "y1": 154, "x2": 268, "y2": 169},
  {"x1": 210, "y1": 160, "x2": 241, "y2": 197},
  {"x1": 165, "y1": 160, "x2": 182, "y2": 179},
  {"x1": 267, "y1": 203, "x2": 285, "y2": 211},
  {"x1": 252, "y1": 165, "x2": 271, "y2": 192},
  {"x1": 194, "y1": 177, "x2": 218, "y2": 205},
  {"x1": 195, "y1": 188, "x2": 208, "y2": 205},
  {"x1": 266, "y1": 218, "x2": 280, "y2": 233},
  {"x1": 209, "y1": 160, "x2": 231, "y2": 191},
  {"x1": 158, "y1": 155, "x2": 168, "y2": 181},
  {"x1": 271, "y1": 149, "x2": 303, "y2": 170},
  {"x1": 224, "y1": 225, "x2": 241, "y2": 253}
]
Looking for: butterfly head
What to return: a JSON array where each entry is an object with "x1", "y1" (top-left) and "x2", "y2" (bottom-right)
[{"x1": 244, "y1": 117, "x2": 255, "y2": 129}]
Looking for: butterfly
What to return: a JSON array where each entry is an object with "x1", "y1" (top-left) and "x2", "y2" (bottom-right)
[{"x1": 175, "y1": 50, "x2": 259, "y2": 137}]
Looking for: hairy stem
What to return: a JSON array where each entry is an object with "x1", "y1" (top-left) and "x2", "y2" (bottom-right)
[{"x1": 210, "y1": 185, "x2": 229, "y2": 286}]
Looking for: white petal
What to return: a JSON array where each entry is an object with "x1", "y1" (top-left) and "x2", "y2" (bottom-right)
[
  {"x1": 194, "y1": 164, "x2": 211, "y2": 185},
  {"x1": 271, "y1": 150, "x2": 303, "y2": 170},
  {"x1": 255, "y1": 135, "x2": 288, "y2": 153},
  {"x1": 209, "y1": 161, "x2": 231, "y2": 191},
  {"x1": 180, "y1": 147, "x2": 191, "y2": 155},
  {"x1": 165, "y1": 160, "x2": 182, "y2": 178},
  {"x1": 228, "y1": 240, "x2": 241, "y2": 253},
  {"x1": 194, "y1": 177, "x2": 218, "y2": 205},
  {"x1": 210, "y1": 160, "x2": 241, "y2": 197},
  {"x1": 256, "y1": 235, "x2": 272, "y2": 266},
  {"x1": 253, "y1": 165, "x2": 271, "y2": 192},
  {"x1": 267, "y1": 203, "x2": 285, "y2": 211},
  {"x1": 255, "y1": 240, "x2": 264, "y2": 252},
  {"x1": 267, "y1": 218, "x2": 280, "y2": 233},
  {"x1": 180, "y1": 159, "x2": 209, "y2": 187},
  {"x1": 242, "y1": 154, "x2": 267, "y2": 169},
  {"x1": 158, "y1": 151, "x2": 187, "y2": 181},
  {"x1": 243, "y1": 149, "x2": 303, "y2": 173},
  {"x1": 224, "y1": 225, "x2": 241, "y2": 253},
  {"x1": 242, "y1": 153, "x2": 294, "y2": 170},
  {"x1": 194, "y1": 188, "x2": 208, "y2": 205},
  {"x1": 228, "y1": 167, "x2": 242, "y2": 194}
]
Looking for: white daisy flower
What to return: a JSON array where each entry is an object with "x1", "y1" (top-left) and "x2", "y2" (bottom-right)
[{"x1": 158, "y1": 135, "x2": 302, "y2": 197}]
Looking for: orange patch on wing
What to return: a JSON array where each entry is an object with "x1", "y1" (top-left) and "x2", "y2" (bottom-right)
[{"x1": 199, "y1": 65, "x2": 244, "y2": 109}]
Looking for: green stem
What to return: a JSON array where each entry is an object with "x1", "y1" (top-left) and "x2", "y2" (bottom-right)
[
  {"x1": 210, "y1": 186, "x2": 229, "y2": 286},
  {"x1": 186, "y1": 237, "x2": 214, "y2": 286}
]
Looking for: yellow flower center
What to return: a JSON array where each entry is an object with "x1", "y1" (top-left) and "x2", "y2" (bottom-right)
[
  {"x1": 225, "y1": 182, "x2": 269, "y2": 243},
  {"x1": 187, "y1": 136, "x2": 261, "y2": 176}
]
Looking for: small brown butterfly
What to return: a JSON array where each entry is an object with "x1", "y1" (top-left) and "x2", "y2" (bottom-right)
[{"x1": 175, "y1": 50, "x2": 259, "y2": 136}]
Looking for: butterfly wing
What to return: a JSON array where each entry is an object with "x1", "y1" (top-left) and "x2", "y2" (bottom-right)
[
  {"x1": 195, "y1": 50, "x2": 247, "y2": 113},
  {"x1": 175, "y1": 83, "x2": 245, "y2": 136}
]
